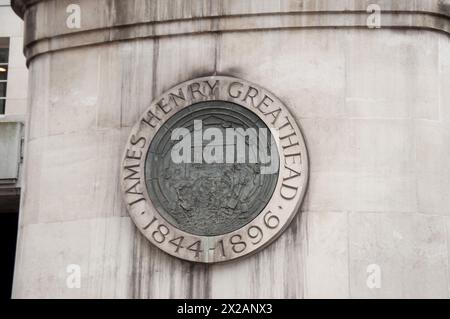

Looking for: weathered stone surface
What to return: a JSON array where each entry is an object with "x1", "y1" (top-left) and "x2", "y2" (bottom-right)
[
  {"x1": 415, "y1": 121, "x2": 450, "y2": 216},
  {"x1": 13, "y1": 217, "x2": 135, "y2": 298},
  {"x1": 440, "y1": 35, "x2": 450, "y2": 125},
  {"x1": 345, "y1": 30, "x2": 440, "y2": 120},
  {"x1": 10, "y1": 0, "x2": 450, "y2": 65},
  {"x1": 21, "y1": 129, "x2": 129, "y2": 225},
  {"x1": 303, "y1": 212, "x2": 349, "y2": 298},
  {"x1": 10, "y1": 0, "x2": 450, "y2": 298},
  {"x1": 349, "y1": 212, "x2": 449, "y2": 298}
]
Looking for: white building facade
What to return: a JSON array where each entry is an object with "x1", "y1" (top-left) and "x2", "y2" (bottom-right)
[
  {"x1": 7, "y1": 0, "x2": 450, "y2": 299},
  {"x1": 0, "y1": 0, "x2": 27, "y2": 299}
]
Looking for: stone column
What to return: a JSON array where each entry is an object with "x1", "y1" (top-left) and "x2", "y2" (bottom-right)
[{"x1": 11, "y1": 0, "x2": 450, "y2": 298}]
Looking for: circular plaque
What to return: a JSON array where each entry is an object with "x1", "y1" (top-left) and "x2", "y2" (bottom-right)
[
  {"x1": 121, "y1": 76, "x2": 308, "y2": 263},
  {"x1": 146, "y1": 101, "x2": 279, "y2": 236}
]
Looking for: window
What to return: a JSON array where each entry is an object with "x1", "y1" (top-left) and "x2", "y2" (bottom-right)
[{"x1": 0, "y1": 38, "x2": 9, "y2": 115}]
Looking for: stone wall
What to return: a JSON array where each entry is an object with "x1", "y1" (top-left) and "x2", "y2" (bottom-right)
[{"x1": 11, "y1": 0, "x2": 450, "y2": 298}]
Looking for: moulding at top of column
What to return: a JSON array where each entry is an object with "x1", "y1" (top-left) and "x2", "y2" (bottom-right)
[{"x1": 11, "y1": 0, "x2": 450, "y2": 65}]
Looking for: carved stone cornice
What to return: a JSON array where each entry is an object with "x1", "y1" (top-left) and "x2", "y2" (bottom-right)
[{"x1": 11, "y1": 0, "x2": 450, "y2": 64}]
